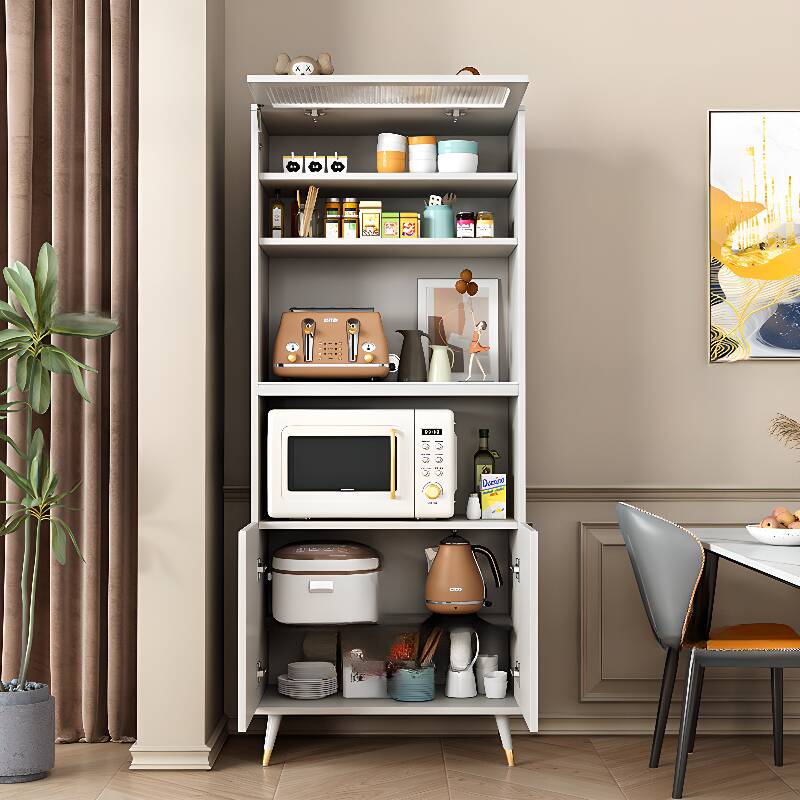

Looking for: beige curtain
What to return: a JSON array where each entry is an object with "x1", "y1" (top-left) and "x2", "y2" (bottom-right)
[{"x1": 0, "y1": 0, "x2": 136, "y2": 743}]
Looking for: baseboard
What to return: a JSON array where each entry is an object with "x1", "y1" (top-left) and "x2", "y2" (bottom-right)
[
  {"x1": 129, "y1": 716, "x2": 228, "y2": 770},
  {"x1": 538, "y1": 715, "x2": 800, "y2": 735}
]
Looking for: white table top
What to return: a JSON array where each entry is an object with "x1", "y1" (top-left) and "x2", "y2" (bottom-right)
[{"x1": 689, "y1": 527, "x2": 800, "y2": 588}]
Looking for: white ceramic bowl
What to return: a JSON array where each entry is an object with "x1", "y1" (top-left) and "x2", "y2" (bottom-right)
[
  {"x1": 438, "y1": 152, "x2": 479, "y2": 173},
  {"x1": 409, "y1": 158, "x2": 437, "y2": 173},
  {"x1": 746, "y1": 524, "x2": 800, "y2": 546},
  {"x1": 377, "y1": 133, "x2": 407, "y2": 152}
]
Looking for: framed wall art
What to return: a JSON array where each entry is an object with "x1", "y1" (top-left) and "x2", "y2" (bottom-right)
[
  {"x1": 709, "y1": 111, "x2": 800, "y2": 361},
  {"x1": 417, "y1": 278, "x2": 500, "y2": 381}
]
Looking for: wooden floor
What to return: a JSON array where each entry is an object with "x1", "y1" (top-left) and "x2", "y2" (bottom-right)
[{"x1": 0, "y1": 734, "x2": 798, "y2": 800}]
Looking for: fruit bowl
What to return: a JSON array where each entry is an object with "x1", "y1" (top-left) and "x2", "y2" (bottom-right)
[{"x1": 746, "y1": 524, "x2": 800, "y2": 546}]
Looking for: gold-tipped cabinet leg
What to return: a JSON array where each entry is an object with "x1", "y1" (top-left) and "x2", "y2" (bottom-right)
[
  {"x1": 262, "y1": 748, "x2": 272, "y2": 767},
  {"x1": 505, "y1": 748, "x2": 515, "y2": 766}
]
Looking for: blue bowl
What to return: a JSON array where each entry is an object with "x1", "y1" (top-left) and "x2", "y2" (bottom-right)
[{"x1": 437, "y1": 139, "x2": 478, "y2": 155}]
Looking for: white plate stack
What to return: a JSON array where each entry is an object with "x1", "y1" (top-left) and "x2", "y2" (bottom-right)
[{"x1": 278, "y1": 662, "x2": 338, "y2": 699}]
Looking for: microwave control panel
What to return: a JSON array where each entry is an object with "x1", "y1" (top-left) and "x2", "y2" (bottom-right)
[{"x1": 414, "y1": 410, "x2": 456, "y2": 519}]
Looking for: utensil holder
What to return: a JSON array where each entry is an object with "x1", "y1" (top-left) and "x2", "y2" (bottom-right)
[{"x1": 387, "y1": 665, "x2": 435, "y2": 702}]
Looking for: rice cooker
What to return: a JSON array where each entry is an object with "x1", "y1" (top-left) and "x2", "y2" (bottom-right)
[{"x1": 270, "y1": 542, "x2": 381, "y2": 624}]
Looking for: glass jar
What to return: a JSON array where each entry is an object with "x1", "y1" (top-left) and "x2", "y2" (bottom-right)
[
  {"x1": 476, "y1": 210, "x2": 494, "y2": 238},
  {"x1": 456, "y1": 211, "x2": 476, "y2": 238},
  {"x1": 325, "y1": 197, "x2": 342, "y2": 218}
]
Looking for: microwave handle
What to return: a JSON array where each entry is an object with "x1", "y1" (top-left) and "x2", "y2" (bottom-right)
[{"x1": 389, "y1": 428, "x2": 397, "y2": 500}]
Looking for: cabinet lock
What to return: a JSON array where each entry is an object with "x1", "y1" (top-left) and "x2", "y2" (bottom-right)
[
  {"x1": 511, "y1": 558, "x2": 521, "y2": 582},
  {"x1": 256, "y1": 660, "x2": 266, "y2": 683},
  {"x1": 257, "y1": 557, "x2": 268, "y2": 580},
  {"x1": 511, "y1": 661, "x2": 520, "y2": 680}
]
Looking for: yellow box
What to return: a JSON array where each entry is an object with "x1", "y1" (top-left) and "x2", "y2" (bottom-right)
[{"x1": 480, "y1": 474, "x2": 507, "y2": 519}]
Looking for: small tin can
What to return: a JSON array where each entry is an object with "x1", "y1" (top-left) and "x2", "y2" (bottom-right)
[
  {"x1": 456, "y1": 211, "x2": 476, "y2": 238},
  {"x1": 400, "y1": 212, "x2": 420, "y2": 238},
  {"x1": 359, "y1": 201, "x2": 382, "y2": 237},
  {"x1": 381, "y1": 212, "x2": 400, "y2": 238}
]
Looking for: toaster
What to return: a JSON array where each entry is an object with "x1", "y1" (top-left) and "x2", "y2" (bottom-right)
[{"x1": 272, "y1": 308, "x2": 392, "y2": 379}]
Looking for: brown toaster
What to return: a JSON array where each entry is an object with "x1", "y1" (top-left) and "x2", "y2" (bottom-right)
[{"x1": 272, "y1": 308, "x2": 391, "y2": 379}]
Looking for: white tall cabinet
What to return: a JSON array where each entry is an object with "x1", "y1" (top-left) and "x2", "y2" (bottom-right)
[{"x1": 237, "y1": 75, "x2": 537, "y2": 767}]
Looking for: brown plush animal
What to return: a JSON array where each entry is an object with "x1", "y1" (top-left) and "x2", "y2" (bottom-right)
[{"x1": 274, "y1": 53, "x2": 334, "y2": 77}]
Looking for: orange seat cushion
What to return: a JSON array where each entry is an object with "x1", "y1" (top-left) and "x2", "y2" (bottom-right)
[{"x1": 705, "y1": 623, "x2": 800, "y2": 650}]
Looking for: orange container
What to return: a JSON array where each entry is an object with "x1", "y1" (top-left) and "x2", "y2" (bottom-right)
[{"x1": 377, "y1": 150, "x2": 406, "y2": 173}]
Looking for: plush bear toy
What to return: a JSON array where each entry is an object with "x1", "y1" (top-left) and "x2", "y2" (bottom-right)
[{"x1": 274, "y1": 53, "x2": 334, "y2": 77}]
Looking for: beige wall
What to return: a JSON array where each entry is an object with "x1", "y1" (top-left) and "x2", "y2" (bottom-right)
[
  {"x1": 220, "y1": 0, "x2": 800, "y2": 734},
  {"x1": 135, "y1": 0, "x2": 225, "y2": 768}
]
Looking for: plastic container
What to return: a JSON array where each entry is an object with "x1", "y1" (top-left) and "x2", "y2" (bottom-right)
[
  {"x1": 408, "y1": 136, "x2": 437, "y2": 173},
  {"x1": 437, "y1": 139, "x2": 479, "y2": 173},
  {"x1": 377, "y1": 132, "x2": 407, "y2": 173}
]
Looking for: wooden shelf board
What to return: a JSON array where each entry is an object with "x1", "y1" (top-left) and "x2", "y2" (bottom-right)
[
  {"x1": 258, "y1": 238, "x2": 517, "y2": 259},
  {"x1": 259, "y1": 172, "x2": 517, "y2": 197},
  {"x1": 259, "y1": 517, "x2": 519, "y2": 531},
  {"x1": 257, "y1": 381, "x2": 519, "y2": 398},
  {"x1": 254, "y1": 686, "x2": 519, "y2": 716}
]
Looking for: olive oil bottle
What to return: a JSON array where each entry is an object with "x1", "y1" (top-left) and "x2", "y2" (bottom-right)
[
  {"x1": 473, "y1": 428, "x2": 501, "y2": 493},
  {"x1": 269, "y1": 190, "x2": 285, "y2": 238}
]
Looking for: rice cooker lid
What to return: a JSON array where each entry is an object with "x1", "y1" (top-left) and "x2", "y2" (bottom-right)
[{"x1": 272, "y1": 542, "x2": 381, "y2": 574}]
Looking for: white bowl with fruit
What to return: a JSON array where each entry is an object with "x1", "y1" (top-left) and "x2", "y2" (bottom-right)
[{"x1": 747, "y1": 506, "x2": 800, "y2": 546}]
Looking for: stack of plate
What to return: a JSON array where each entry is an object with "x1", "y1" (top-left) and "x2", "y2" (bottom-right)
[{"x1": 278, "y1": 662, "x2": 337, "y2": 699}]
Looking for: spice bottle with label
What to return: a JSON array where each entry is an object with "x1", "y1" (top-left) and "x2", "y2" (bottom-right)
[
  {"x1": 269, "y1": 191, "x2": 285, "y2": 238},
  {"x1": 456, "y1": 211, "x2": 476, "y2": 238},
  {"x1": 476, "y1": 210, "x2": 494, "y2": 238},
  {"x1": 341, "y1": 198, "x2": 359, "y2": 239}
]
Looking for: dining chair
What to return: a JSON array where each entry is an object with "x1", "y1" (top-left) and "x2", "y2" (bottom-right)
[{"x1": 617, "y1": 502, "x2": 800, "y2": 799}]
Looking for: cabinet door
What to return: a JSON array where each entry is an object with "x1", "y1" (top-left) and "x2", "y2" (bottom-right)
[
  {"x1": 238, "y1": 522, "x2": 267, "y2": 732},
  {"x1": 510, "y1": 522, "x2": 538, "y2": 731}
]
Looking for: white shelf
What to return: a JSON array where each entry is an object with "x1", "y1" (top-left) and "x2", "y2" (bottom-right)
[
  {"x1": 259, "y1": 237, "x2": 517, "y2": 258},
  {"x1": 259, "y1": 516, "x2": 519, "y2": 531},
  {"x1": 259, "y1": 172, "x2": 518, "y2": 198},
  {"x1": 268, "y1": 613, "x2": 513, "y2": 629},
  {"x1": 254, "y1": 686, "x2": 519, "y2": 716},
  {"x1": 257, "y1": 381, "x2": 519, "y2": 398}
]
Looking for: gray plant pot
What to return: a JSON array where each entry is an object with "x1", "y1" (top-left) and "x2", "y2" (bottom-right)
[{"x1": 0, "y1": 685, "x2": 54, "y2": 782}]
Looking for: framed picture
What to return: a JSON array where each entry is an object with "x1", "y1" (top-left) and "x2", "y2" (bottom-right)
[
  {"x1": 709, "y1": 111, "x2": 800, "y2": 361},
  {"x1": 417, "y1": 278, "x2": 500, "y2": 381}
]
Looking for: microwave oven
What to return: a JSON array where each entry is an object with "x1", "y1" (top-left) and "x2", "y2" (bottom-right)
[{"x1": 266, "y1": 409, "x2": 456, "y2": 519}]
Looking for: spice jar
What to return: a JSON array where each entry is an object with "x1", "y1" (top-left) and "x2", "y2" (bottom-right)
[
  {"x1": 456, "y1": 211, "x2": 476, "y2": 238},
  {"x1": 341, "y1": 197, "x2": 359, "y2": 239},
  {"x1": 476, "y1": 210, "x2": 494, "y2": 238},
  {"x1": 325, "y1": 215, "x2": 341, "y2": 238},
  {"x1": 325, "y1": 197, "x2": 342, "y2": 218}
]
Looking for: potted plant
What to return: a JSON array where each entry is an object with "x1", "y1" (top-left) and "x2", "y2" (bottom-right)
[{"x1": 0, "y1": 243, "x2": 117, "y2": 783}]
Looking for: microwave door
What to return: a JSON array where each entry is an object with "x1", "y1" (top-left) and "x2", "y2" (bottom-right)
[{"x1": 271, "y1": 423, "x2": 413, "y2": 518}]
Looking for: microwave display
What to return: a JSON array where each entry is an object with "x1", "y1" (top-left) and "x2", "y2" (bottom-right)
[{"x1": 287, "y1": 436, "x2": 392, "y2": 491}]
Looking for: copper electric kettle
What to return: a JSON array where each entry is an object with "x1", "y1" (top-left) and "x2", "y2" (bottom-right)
[{"x1": 425, "y1": 534, "x2": 503, "y2": 615}]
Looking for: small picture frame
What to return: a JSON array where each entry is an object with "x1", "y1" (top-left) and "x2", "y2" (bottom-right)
[
  {"x1": 305, "y1": 153, "x2": 325, "y2": 175},
  {"x1": 327, "y1": 153, "x2": 348, "y2": 174},
  {"x1": 417, "y1": 278, "x2": 501, "y2": 381},
  {"x1": 282, "y1": 153, "x2": 303, "y2": 174}
]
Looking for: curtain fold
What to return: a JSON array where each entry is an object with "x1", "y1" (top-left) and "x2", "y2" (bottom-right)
[{"x1": 0, "y1": 0, "x2": 136, "y2": 743}]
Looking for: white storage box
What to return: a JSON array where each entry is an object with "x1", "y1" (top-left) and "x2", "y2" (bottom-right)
[{"x1": 271, "y1": 542, "x2": 381, "y2": 624}]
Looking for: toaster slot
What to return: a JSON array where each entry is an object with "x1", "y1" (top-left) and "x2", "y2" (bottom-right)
[
  {"x1": 346, "y1": 318, "x2": 360, "y2": 362},
  {"x1": 302, "y1": 318, "x2": 316, "y2": 362}
]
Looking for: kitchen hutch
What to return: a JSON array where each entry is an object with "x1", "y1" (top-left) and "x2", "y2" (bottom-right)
[{"x1": 237, "y1": 74, "x2": 538, "y2": 766}]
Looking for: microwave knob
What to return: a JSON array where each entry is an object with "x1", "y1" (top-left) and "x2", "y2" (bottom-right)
[
  {"x1": 423, "y1": 483, "x2": 442, "y2": 500},
  {"x1": 363, "y1": 353, "x2": 374, "y2": 363},
  {"x1": 287, "y1": 353, "x2": 297, "y2": 363}
]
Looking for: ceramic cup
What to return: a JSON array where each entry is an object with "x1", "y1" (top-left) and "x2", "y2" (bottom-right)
[
  {"x1": 475, "y1": 654, "x2": 499, "y2": 694},
  {"x1": 483, "y1": 670, "x2": 508, "y2": 699}
]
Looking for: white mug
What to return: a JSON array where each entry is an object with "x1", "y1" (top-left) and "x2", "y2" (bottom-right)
[
  {"x1": 475, "y1": 654, "x2": 499, "y2": 695},
  {"x1": 483, "y1": 670, "x2": 508, "y2": 699}
]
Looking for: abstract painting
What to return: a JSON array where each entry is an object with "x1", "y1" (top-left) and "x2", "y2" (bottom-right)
[
  {"x1": 417, "y1": 278, "x2": 499, "y2": 381},
  {"x1": 710, "y1": 112, "x2": 800, "y2": 361}
]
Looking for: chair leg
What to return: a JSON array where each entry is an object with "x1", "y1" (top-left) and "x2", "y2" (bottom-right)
[
  {"x1": 673, "y1": 650, "x2": 701, "y2": 800},
  {"x1": 687, "y1": 666, "x2": 705, "y2": 753},
  {"x1": 772, "y1": 668, "x2": 784, "y2": 768},
  {"x1": 650, "y1": 648, "x2": 680, "y2": 768}
]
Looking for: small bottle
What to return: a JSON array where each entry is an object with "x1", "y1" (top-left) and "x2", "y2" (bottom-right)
[
  {"x1": 466, "y1": 493, "x2": 481, "y2": 520},
  {"x1": 270, "y1": 191, "x2": 285, "y2": 238},
  {"x1": 473, "y1": 428, "x2": 500, "y2": 493}
]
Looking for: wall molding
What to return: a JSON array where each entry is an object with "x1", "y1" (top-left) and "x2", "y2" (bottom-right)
[{"x1": 129, "y1": 716, "x2": 227, "y2": 771}]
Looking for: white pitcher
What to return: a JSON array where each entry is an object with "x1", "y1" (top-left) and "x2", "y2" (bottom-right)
[{"x1": 428, "y1": 344, "x2": 455, "y2": 382}]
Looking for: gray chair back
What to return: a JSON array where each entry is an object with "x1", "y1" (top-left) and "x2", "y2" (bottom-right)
[{"x1": 616, "y1": 502, "x2": 704, "y2": 649}]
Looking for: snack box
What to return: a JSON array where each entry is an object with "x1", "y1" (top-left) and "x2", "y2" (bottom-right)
[{"x1": 480, "y1": 473, "x2": 507, "y2": 519}]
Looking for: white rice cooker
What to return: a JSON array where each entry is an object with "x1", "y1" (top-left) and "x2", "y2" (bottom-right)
[{"x1": 270, "y1": 542, "x2": 381, "y2": 624}]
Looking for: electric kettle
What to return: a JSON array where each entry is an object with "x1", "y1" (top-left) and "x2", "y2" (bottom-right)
[{"x1": 425, "y1": 534, "x2": 503, "y2": 615}]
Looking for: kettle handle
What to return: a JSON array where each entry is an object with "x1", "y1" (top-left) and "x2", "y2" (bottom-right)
[{"x1": 472, "y1": 545, "x2": 503, "y2": 589}]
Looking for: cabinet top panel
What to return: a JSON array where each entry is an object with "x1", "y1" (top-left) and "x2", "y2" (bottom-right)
[{"x1": 247, "y1": 75, "x2": 529, "y2": 135}]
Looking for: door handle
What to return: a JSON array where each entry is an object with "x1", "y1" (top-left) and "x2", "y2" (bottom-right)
[{"x1": 389, "y1": 428, "x2": 397, "y2": 500}]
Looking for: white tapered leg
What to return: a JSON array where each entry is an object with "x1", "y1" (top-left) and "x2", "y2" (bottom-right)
[
  {"x1": 495, "y1": 715, "x2": 514, "y2": 766},
  {"x1": 262, "y1": 714, "x2": 282, "y2": 767}
]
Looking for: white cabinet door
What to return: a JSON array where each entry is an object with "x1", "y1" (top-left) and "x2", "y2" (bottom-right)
[
  {"x1": 510, "y1": 521, "x2": 538, "y2": 731},
  {"x1": 238, "y1": 522, "x2": 267, "y2": 732}
]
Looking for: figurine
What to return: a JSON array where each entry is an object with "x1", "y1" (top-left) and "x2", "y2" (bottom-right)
[
  {"x1": 274, "y1": 53, "x2": 334, "y2": 76},
  {"x1": 465, "y1": 309, "x2": 490, "y2": 382}
]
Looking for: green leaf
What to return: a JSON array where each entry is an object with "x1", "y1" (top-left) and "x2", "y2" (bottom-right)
[
  {"x1": 39, "y1": 346, "x2": 68, "y2": 375},
  {"x1": 0, "y1": 300, "x2": 32, "y2": 331},
  {"x1": 51, "y1": 520, "x2": 66, "y2": 565},
  {"x1": 0, "y1": 459, "x2": 33, "y2": 495},
  {"x1": 0, "y1": 509, "x2": 25, "y2": 536},
  {"x1": 3, "y1": 263, "x2": 38, "y2": 325},
  {"x1": 0, "y1": 431, "x2": 23, "y2": 458},
  {"x1": 0, "y1": 328, "x2": 31, "y2": 348},
  {"x1": 29, "y1": 360, "x2": 51, "y2": 414},
  {"x1": 35, "y1": 243, "x2": 58, "y2": 323},
  {"x1": 50, "y1": 313, "x2": 118, "y2": 339},
  {"x1": 53, "y1": 518, "x2": 83, "y2": 563},
  {"x1": 16, "y1": 353, "x2": 29, "y2": 391},
  {"x1": 29, "y1": 428, "x2": 43, "y2": 463},
  {"x1": 28, "y1": 455, "x2": 39, "y2": 494}
]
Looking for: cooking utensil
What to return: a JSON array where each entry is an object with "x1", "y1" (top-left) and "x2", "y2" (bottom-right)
[{"x1": 418, "y1": 627, "x2": 443, "y2": 667}]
